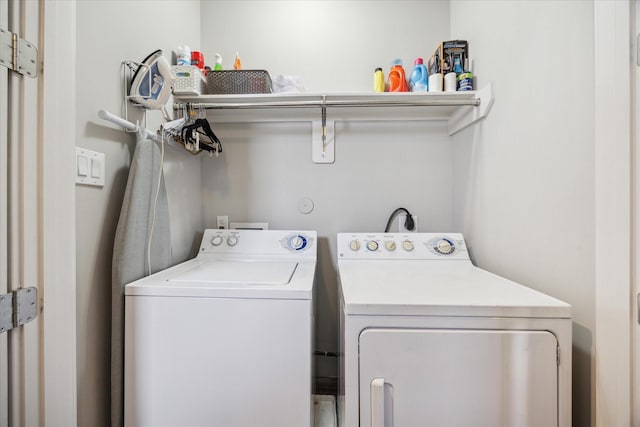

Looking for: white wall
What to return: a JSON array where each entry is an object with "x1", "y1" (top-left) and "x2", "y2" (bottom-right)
[
  {"x1": 450, "y1": 1, "x2": 595, "y2": 425},
  {"x1": 200, "y1": 0, "x2": 450, "y2": 93},
  {"x1": 75, "y1": 2, "x2": 203, "y2": 426},
  {"x1": 199, "y1": 0, "x2": 453, "y2": 381}
]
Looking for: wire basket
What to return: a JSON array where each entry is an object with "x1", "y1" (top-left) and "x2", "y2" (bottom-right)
[{"x1": 206, "y1": 70, "x2": 272, "y2": 94}]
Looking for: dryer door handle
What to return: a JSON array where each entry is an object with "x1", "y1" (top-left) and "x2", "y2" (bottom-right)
[{"x1": 371, "y1": 378, "x2": 392, "y2": 427}]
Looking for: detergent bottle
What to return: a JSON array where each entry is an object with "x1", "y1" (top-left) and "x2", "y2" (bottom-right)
[
  {"x1": 409, "y1": 58, "x2": 428, "y2": 92},
  {"x1": 387, "y1": 59, "x2": 408, "y2": 92},
  {"x1": 373, "y1": 67, "x2": 385, "y2": 92}
]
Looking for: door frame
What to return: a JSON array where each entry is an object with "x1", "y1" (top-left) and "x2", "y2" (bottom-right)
[
  {"x1": 41, "y1": 0, "x2": 77, "y2": 425},
  {"x1": 28, "y1": 1, "x2": 636, "y2": 426},
  {"x1": 594, "y1": 1, "x2": 632, "y2": 426}
]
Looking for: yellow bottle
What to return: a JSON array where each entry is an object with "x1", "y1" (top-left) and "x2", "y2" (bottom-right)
[{"x1": 373, "y1": 67, "x2": 385, "y2": 92}]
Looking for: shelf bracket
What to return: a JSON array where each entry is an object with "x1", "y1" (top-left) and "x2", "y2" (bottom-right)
[
  {"x1": 447, "y1": 82, "x2": 494, "y2": 135},
  {"x1": 312, "y1": 96, "x2": 335, "y2": 164}
]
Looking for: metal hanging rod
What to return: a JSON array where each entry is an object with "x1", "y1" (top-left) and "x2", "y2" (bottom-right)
[{"x1": 173, "y1": 97, "x2": 481, "y2": 111}]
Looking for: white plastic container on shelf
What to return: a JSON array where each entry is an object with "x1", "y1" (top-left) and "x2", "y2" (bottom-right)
[{"x1": 170, "y1": 65, "x2": 206, "y2": 96}]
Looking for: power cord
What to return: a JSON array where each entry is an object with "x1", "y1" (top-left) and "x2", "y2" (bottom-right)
[
  {"x1": 146, "y1": 125, "x2": 166, "y2": 276},
  {"x1": 384, "y1": 207, "x2": 415, "y2": 232}
]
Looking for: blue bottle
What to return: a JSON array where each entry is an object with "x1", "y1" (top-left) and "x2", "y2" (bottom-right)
[
  {"x1": 410, "y1": 58, "x2": 428, "y2": 92},
  {"x1": 453, "y1": 56, "x2": 463, "y2": 74}
]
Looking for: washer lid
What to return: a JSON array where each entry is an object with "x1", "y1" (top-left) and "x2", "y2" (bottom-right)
[
  {"x1": 125, "y1": 258, "x2": 315, "y2": 299},
  {"x1": 338, "y1": 261, "x2": 571, "y2": 318},
  {"x1": 168, "y1": 260, "x2": 297, "y2": 285}
]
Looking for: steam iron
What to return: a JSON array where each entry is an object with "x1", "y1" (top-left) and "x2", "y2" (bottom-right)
[{"x1": 129, "y1": 49, "x2": 172, "y2": 117}]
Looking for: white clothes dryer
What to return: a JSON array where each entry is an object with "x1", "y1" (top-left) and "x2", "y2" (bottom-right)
[
  {"x1": 337, "y1": 232, "x2": 571, "y2": 427},
  {"x1": 124, "y1": 229, "x2": 317, "y2": 427}
]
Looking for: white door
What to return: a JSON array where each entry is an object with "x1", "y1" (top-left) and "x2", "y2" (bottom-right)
[
  {"x1": 1, "y1": 1, "x2": 77, "y2": 426},
  {"x1": 359, "y1": 328, "x2": 559, "y2": 427}
]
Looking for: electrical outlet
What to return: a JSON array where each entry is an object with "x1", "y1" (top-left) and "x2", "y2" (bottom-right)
[
  {"x1": 398, "y1": 214, "x2": 418, "y2": 232},
  {"x1": 216, "y1": 216, "x2": 229, "y2": 229}
]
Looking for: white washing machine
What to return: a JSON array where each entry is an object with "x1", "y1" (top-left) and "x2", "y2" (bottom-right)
[
  {"x1": 124, "y1": 229, "x2": 317, "y2": 427},
  {"x1": 337, "y1": 232, "x2": 572, "y2": 427}
]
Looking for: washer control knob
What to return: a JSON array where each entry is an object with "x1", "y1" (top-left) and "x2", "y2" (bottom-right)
[
  {"x1": 211, "y1": 235, "x2": 223, "y2": 246},
  {"x1": 349, "y1": 240, "x2": 361, "y2": 251},
  {"x1": 402, "y1": 240, "x2": 415, "y2": 252},
  {"x1": 366, "y1": 240, "x2": 379, "y2": 252},
  {"x1": 385, "y1": 240, "x2": 396, "y2": 251},
  {"x1": 435, "y1": 238, "x2": 454, "y2": 254},
  {"x1": 289, "y1": 235, "x2": 307, "y2": 251},
  {"x1": 226, "y1": 236, "x2": 238, "y2": 246}
]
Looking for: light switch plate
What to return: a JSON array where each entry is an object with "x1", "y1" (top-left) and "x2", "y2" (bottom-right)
[{"x1": 76, "y1": 147, "x2": 105, "y2": 187}]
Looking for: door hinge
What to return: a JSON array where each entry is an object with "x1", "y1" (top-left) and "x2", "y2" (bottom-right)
[
  {"x1": 0, "y1": 27, "x2": 38, "y2": 78},
  {"x1": 557, "y1": 346, "x2": 561, "y2": 366},
  {"x1": 0, "y1": 287, "x2": 38, "y2": 333}
]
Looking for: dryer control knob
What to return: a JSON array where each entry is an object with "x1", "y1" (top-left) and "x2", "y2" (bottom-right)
[
  {"x1": 366, "y1": 240, "x2": 379, "y2": 251},
  {"x1": 402, "y1": 240, "x2": 414, "y2": 252},
  {"x1": 435, "y1": 238, "x2": 454, "y2": 254},
  {"x1": 349, "y1": 240, "x2": 361, "y2": 251},
  {"x1": 227, "y1": 236, "x2": 238, "y2": 246},
  {"x1": 385, "y1": 240, "x2": 396, "y2": 251},
  {"x1": 211, "y1": 235, "x2": 223, "y2": 246}
]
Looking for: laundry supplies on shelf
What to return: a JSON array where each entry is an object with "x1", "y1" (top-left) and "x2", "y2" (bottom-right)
[
  {"x1": 373, "y1": 67, "x2": 385, "y2": 93},
  {"x1": 387, "y1": 58, "x2": 408, "y2": 92},
  {"x1": 409, "y1": 58, "x2": 428, "y2": 92}
]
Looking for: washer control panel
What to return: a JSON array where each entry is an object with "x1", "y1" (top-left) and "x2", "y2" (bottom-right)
[
  {"x1": 199, "y1": 229, "x2": 316, "y2": 256},
  {"x1": 338, "y1": 233, "x2": 469, "y2": 260}
]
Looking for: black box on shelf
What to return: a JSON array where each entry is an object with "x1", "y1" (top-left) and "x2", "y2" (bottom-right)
[{"x1": 428, "y1": 40, "x2": 469, "y2": 75}]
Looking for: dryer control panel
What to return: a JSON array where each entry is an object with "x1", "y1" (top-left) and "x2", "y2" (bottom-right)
[
  {"x1": 199, "y1": 229, "x2": 316, "y2": 257},
  {"x1": 337, "y1": 233, "x2": 469, "y2": 260}
]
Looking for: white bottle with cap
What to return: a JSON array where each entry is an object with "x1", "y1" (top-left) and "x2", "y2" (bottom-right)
[{"x1": 177, "y1": 45, "x2": 191, "y2": 66}]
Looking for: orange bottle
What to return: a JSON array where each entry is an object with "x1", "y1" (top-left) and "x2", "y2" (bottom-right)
[{"x1": 387, "y1": 59, "x2": 408, "y2": 92}]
